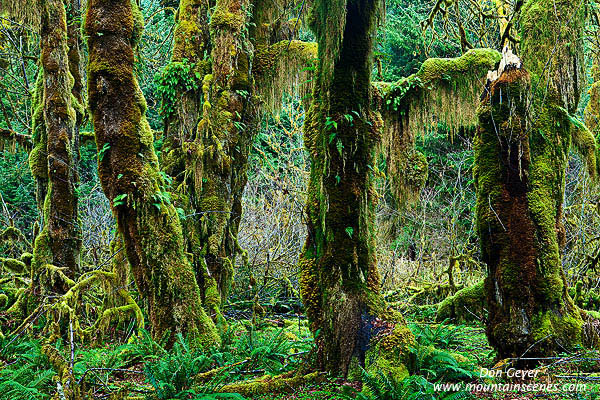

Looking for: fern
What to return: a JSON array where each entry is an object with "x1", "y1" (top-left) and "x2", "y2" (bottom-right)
[
  {"x1": 410, "y1": 321, "x2": 467, "y2": 349},
  {"x1": 0, "y1": 338, "x2": 54, "y2": 400}
]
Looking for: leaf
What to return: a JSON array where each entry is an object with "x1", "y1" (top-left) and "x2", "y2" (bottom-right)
[
  {"x1": 113, "y1": 193, "x2": 127, "y2": 207},
  {"x1": 336, "y1": 139, "x2": 344, "y2": 156},
  {"x1": 98, "y1": 143, "x2": 111, "y2": 162}
]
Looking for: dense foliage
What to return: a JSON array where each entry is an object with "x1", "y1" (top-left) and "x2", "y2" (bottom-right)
[{"x1": 1, "y1": 0, "x2": 600, "y2": 399}]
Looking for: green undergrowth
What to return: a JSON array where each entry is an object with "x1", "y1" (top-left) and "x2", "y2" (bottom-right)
[{"x1": 1, "y1": 315, "x2": 599, "y2": 399}]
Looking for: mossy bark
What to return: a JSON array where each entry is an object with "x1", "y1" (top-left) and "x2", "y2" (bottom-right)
[
  {"x1": 160, "y1": 0, "x2": 255, "y2": 327},
  {"x1": 299, "y1": 0, "x2": 412, "y2": 376},
  {"x1": 85, "y1": 0, "x2": 219, "y2": 346},
  {"x1": 476, "y1": 0, "x2": 587, "y2": 359},
  {"x1": 27, "y1": 0, "x2": 81, "y2": 296}
]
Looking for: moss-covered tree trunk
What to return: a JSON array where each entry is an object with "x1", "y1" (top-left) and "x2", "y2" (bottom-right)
[
  {"x1": 195, "y1": 0, "x2": 254, "y2": 323},
  {"x1": 476, "y1": 0, "x2": 587, "y2": 359},
  {"x1": 160, "y1": 0, "x2": 254, "y2": 327},
  {"x1": 300, "y1": 0, "x2": 412, "y2": 376},
  {"x1": 160, "y1": 0, "x2": 317, "y2": 328},
  {"x1": 85, "y1": 0, "x2": 219, "y2": 346},
  {"x1": 27, "y1": 0, "x2": 81, "y2": 296},
  {"x1": 67, "y1": 0, "x2": 84, "y2": 165}
]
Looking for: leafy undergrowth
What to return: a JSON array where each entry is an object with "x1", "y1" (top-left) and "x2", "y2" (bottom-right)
[{"x1": 1, "y1": 312, "x2": 599, "y2": 400}]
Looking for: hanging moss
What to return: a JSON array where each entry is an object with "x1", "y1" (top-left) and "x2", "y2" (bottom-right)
[
  {"x1": 0, "y1": 0, "x2": 40, "y2": 27},
  {"x1": 299, "y1": 0, "x2": 413, "y2": 377},
  {"x1": 0, "y1": 129, "x2": 33, "y2": 152},
  {"x1": 375, "y1": 48, "x2": 501, "y2": 203},
  {"x1": 253, "y1": 40, "x2": 317, "y2": 111},
  {"x1": 85, "y1": 0, "x2": 219, "y2": 347}
]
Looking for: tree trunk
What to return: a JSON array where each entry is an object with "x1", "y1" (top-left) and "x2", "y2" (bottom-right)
[
  {"x1": 300, "y1": 0, "x2": 412, "y2": 376},
  {"x1": 28, "y1": 0, "x2": 80, "y2": 296},
  {"x1": 478, "y1": 0, "x2": 587, "y2": 359},
  {"x1": 160, "y1": 0, "x2": 255, "y2": 327},
  {"x1": 85, "y1": 0, "x2": 219, "y2": 346}
]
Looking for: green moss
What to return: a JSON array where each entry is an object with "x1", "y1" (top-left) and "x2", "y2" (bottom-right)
[
  {"x1": 1, "y1": 258, "x2": 27, "y2": 274},
  {"x1": 210, "y1": 8, "x2": 244, "y2": 31},
  {"x1": 436, "y1": 281, "x2": 485, "y2": 324},
  {"x1": 416, "y1": 48, "x2": 501, "y2": 82},
  {"x1": 0, "y1": 294, "x2": 8, "y2": 310},
  {"x1": 29, "y1": 71, "x2": 47, "y2": 180},
  {"x1": 171, "y1": 0, "x2": 210, "y2": 63}
]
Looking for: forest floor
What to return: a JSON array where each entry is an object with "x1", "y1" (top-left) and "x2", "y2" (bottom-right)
[{"x1": 2, "y1": 303, "x2": 599, "y2": 399}]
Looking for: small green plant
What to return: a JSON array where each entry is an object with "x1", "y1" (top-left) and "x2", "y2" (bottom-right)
[
  {"x1": 0, "y1": 338, "x2": 54, "y2": 400},
  {"x1": 325, "y1": 116, "x2": 338, "y2": 131},
  {"x1": 155, "y1": 59, "x2": 203, "y2": 118},
  {"x1": 113, "y1": 193, "x2": 128, "y2": 207},
  {"x1": 385, "y1": 75, "x2": 423, "y2": 111},
  {"x1": 144, "y1": 334, "x2": 216, "y2": 399},
  {"x1": 98, "y1": 142, "x2": 111, "y2": 162}
]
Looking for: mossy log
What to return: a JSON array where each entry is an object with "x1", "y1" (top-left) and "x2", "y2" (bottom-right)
[
  {"x1": 215, "y1": 371, "x2": 324, "y2": 397},
  {"x1": 85, "y1": 0, "x2": 219, "y2": 347},
  {"x1": 436, "y1": 281, "x2": 485, "y2": 324},
  {"x1": 42, "y1": 344, "x2": 82, "y2": 400}
]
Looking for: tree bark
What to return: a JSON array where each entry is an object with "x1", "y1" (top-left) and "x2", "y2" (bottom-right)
[
  {"x1": 85, "y1": 0, "x2": 219, "y2": 346},
  {"x1": 478, "y1": 0, "x2": 587, "y2": 360},
  {"x1": 299, "y1": 0, "x2": 413, "y2": 376}
]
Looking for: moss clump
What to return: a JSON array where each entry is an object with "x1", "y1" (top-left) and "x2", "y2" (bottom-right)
[
  {"x1": 436, "y1": 281, "x2": 485, "y2": 324},
  {"x1": 210, "y1": 8, "x2": 245, "y2": 31},
  {"x1": 1, "y1": 258, "x2": 27, "y2": 274}
]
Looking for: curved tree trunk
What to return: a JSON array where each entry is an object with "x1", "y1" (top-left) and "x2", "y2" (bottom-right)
[
  {"x1": 85, "y1": 0, "x2": 219, "y2": 346},
  {"x1": 477, "y1": 0, "x2": 587, "y2": 360},
  {"x1": 300, "y1": 0, "x2": 412, "y2": 376}
]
